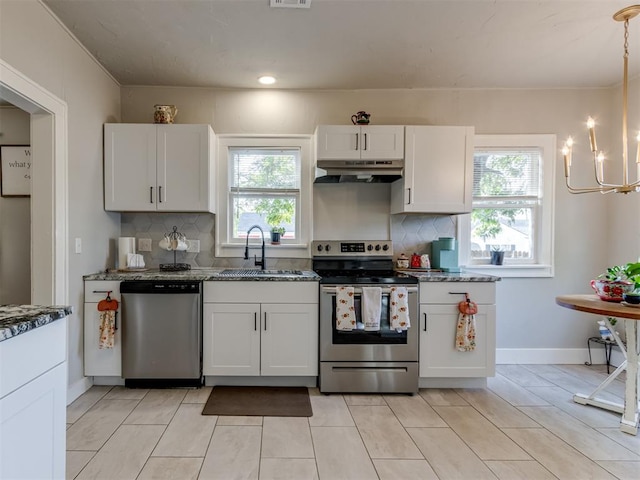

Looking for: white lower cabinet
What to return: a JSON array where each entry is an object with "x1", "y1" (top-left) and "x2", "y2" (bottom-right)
[
  {"x1": 203, "y1": 282, "x2": 319, "y2": 377},
  {"x1": 84, "y1": 280, "x2": 122, "y2": 376},
  {"x1": 419, "y1": 282, "x2": 496, "y2": 378},
  {"x1": 1, "y1": 320, "x2": 67, "y2": 480}
]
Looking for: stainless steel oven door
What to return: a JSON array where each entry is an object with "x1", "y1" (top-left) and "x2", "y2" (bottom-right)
[{"x1": 319, "y1": 285, "x2": 419, "y2": 362}]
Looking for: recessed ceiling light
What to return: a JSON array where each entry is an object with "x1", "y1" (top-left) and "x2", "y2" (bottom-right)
[{"x1": 258, "y1": 76, "x2": 276, "y2": 85}]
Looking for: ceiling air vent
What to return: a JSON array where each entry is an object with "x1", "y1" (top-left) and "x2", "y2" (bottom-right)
[{"x1": 270, "y1": 0, "x2": 311, "y2": 8}]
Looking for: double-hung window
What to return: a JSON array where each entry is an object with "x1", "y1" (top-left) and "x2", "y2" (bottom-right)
[
  {"x1": 215, "y1": 135, "x2": 312, "y2": 258},
  {"x1": 459, "y1": 134, "x2": 556, "y2": 277},
  {"x1": 229, "y1": 147, "x2": 300, "y2": 242}
]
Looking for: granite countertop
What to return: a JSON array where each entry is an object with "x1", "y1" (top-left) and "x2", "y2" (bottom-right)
[
  {"x1": 0, "y1": 305, "x2": 73, "y2": 342},
  {"x1": 404, "y1": 271, "x2": 501, "y2": 282},
  {"x1": 84, "y1": 268, "x2": 321, "y2": 282}
]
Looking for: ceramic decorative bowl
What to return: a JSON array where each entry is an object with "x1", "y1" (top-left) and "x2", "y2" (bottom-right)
[{"x1": 590, "y1": 279, "x2": 634, "y2": 302}]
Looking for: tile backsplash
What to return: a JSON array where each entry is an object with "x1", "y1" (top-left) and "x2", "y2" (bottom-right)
[
  {"x1": 391, "y1": 214, "x2": 457, "y2": 258},
  {"x1": 120, "y1": 213, "x2": 311, "y2": 270},
  {"x1": 120, "y1": 212, "x2": 456, "y2": 269}
]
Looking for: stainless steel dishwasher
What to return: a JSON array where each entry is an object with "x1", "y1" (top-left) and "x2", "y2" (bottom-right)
[{"x1": 120, "y1": 280, "x2": 202, "y2": 387}]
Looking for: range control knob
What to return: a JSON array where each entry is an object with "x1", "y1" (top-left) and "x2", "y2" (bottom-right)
[
  {"x1": 375, "y1": 244, "x2": 381, "y2": 251},
  {"x1": 367, "y1": 244, "x2": 373, "y2": 251},
  {"x1": 317, "y1": 244, "x2": 323, "y2": 252},
  {"x1": 325, "y1": 244, "x2": 331, "y2": 252},
  {"x1": 382, "y1": 244, "x2": 389, "y2": 251}
]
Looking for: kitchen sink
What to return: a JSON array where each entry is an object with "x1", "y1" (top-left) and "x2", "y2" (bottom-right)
[{"x1": 218, "y1": 269, "x2": 304, "y2": 277}]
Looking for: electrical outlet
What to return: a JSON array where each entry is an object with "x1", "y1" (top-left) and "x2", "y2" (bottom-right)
[
  {"x1": 186, "y1": 239, "x2": 200, "y2": 253},
  {"x1": 138, "y1": 238, "x2": 152, "y2": 252}
]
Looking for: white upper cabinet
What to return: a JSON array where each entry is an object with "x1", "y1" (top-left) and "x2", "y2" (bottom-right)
[
  {"x1": 104, "y1": 124, "x2": 215, "y2": 212},
  {"x1": 391, "y1": 125, "x2": 474, "y2": 214},
  {"x1": 316, "y1": 125, "x2": 404, "y2": 160}
]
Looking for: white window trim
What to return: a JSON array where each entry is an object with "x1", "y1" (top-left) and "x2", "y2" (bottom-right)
[
  {"x1": 215, "y1": 135, "x2": 313, "y2": 259},
  {"x1": 458, "y1": 134, "x2": 556, "y2": 278}
]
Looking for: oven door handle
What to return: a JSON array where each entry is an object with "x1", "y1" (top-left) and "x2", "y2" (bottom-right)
[{"x1": 321, "y1": 286, "x2": 418, "y2": 294}]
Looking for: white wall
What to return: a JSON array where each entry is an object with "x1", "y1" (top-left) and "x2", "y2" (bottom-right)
[
  {"x1": 0, "y1": 107, "x2": 31, "y2": 304},
  {"x1": 0, "y1": 0, "x2": 121, "y2": 397},
  {"x1": 122, "y1": 85, "x2": 616, "y2": 358}
]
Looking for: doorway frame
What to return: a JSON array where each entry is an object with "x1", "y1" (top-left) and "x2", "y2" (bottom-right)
[{"x1": 0, "y1": 59, "x2": 68, "y2": 305}]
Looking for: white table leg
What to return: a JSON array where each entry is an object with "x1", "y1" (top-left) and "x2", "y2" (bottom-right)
[
  {"x1": 620, "y1": 319, "x2": 639, "y2": 435},
  {"x1": 572, "y1": 317, "x2": 639, "y2": 435}
]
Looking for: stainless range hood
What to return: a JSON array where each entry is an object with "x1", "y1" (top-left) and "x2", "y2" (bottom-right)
[{"x1": 314, "y1": 159, "x2": 404, "y2": 184}]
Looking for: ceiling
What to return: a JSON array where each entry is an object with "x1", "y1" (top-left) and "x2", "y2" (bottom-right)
[{"x1": 42, "y1": 0, "x2": 640, "y2": 90}]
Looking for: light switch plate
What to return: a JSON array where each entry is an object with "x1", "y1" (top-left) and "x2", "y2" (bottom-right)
[
  {"x1": 186, "y1": 239, "x2": 200, "y2": 253},
  {"x1": 138, "y1": 238, "x2": 152, "y2": 252}
]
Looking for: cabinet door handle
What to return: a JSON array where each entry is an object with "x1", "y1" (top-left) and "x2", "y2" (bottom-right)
[
  {"x1": 254, "y1": 312, "x2": 257, "y2": 331},
  {"x1": 406, "y1": 188, "x2": 411, "y2": 205},
  {"x1": 363, "y1": 133, "x2": 367, "y2": 150},
  {"x1": 423, "y1": 312, "x2": 427, "y2": 332},
  {"x1": 158, "y1": 186, "x2": 163, "y2": 203},
  {"x1": 355, "y1": 133, "x2": 359, "y2": 151},
  {"x1": 264, "y1": 312, "x2": 267, "y2": 331},
  {"x1": 150, "y1": 186, "x2": 154, "y2": 204}
]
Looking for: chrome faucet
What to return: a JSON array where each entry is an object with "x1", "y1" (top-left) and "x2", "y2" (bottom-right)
[{"x1": 244, "y1": 225, "x2": 266, "y2": 270}]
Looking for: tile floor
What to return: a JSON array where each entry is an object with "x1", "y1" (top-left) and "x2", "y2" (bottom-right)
[{"x1": 66, "y1": 364, "x2": 640, "y2": 479}]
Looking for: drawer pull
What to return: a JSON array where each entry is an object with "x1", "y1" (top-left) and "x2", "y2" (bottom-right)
[{"x1": 449, "y1": 292, "x2": 469, "y2": 296}]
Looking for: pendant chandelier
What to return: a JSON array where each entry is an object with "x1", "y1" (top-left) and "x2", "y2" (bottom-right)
[{"x1": 562, "y1": 5, "x2": 640, "y2": 194}]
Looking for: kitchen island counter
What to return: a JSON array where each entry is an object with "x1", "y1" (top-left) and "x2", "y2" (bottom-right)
[
  {"x1": 0, "y1": 304, "x2": 73, "y2": 342},
  {"x1": 84, "y1": 268, "x2": 320, "y2": 282},
  {"x1": 1, "y1": 305, "x2": 69, "y2": 479}
]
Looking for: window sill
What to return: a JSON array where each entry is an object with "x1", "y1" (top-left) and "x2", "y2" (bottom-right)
[
  {"x1": 461, "y1": 264, "x2": 554, "y2": 278},
  {"x1": 216, "y1": 243, "x2": 310, "y2": 259}
]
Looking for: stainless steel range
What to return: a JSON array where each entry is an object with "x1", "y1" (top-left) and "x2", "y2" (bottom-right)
[{"x1": 313, "y1": 240, "x2": 419, "y2": 394}]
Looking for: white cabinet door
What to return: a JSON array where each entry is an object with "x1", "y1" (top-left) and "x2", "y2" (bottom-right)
[
  {"x1": 156, "y1": 124, "x2": 213, "y2": 211},
  {"x1": 84, "y1": 304, "x2": 122, "y2": 376},
  {"x1": 203, "y1": 303, "x2": 260, "y2": 376},
  {"x1": 261, "y1": 303, "x2": 318, "y2": 376},
  {"x1": 316, "y1": 125, "x2": 404, "y2": 160},
  {"x1": 360, "y1": 126, "x2": 405, "y2": 160},
  {"x1": 0, "y1": 362, "x2": 66, "y2": 480},
  {"x1": 104, "y1": 124, "x2": 215, "y2": 212},
  {"x1": 391, "y1": 125, "x2": 474, "y2": 214},
  {"x1": 419, "y1": 303, "x2": 496, "y2": 377},
  {"x1": 104, "y1": 124, "x2": 156, "y2": 211},
  {"x1": 316, "y1": 125, "x2": 361, "y2": 159}
]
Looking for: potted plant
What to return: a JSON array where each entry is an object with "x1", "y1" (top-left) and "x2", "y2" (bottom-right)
[
  {"x1": 490, "y1": 245, "x2": 505, "y2": 265},
  {"x1": 591, "y1": 261, "x2": 640, "y2": 302},
  {"x1": 270, "y1": 226, "x2": 285, "y2": 245}
]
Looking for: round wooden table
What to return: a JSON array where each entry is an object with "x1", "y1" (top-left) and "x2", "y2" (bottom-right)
[{"x1": 556, "y1": 294, "x2": 639, "y2": 435}]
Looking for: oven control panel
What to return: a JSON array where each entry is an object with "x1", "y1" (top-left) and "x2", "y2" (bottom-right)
[{"x1": 312, "y1": 240, "x2": 393, "y2": 256}]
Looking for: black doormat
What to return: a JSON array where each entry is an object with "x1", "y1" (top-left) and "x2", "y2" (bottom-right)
[{"x1": 202, "y1": 386, "x2": 313, "y2": 417}]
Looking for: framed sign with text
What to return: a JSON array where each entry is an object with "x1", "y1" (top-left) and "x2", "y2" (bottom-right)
[{"x1": 1, "y1": 145, "x2": 31, "y2": 197}]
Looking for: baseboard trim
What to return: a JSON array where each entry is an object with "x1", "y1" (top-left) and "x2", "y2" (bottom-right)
[
  {"x1": 496, "y1": 347, "x2": 624, "y2": 365},
  {"x1": 204, "y1": 376, "x2": 317, "y2": 388},
  {"x1": 67, "y1": 376, "x2": 93, "y2": 405}
]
